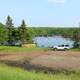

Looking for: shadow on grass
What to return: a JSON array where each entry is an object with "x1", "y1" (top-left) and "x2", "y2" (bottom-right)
[{"x1": 0, "y1": 60, "x2": 77, "y2": 75}]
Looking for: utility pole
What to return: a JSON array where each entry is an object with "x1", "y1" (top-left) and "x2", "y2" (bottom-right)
[
  {"x1": 73, "y1": 22, "x2": 80, "y2": 48},
  {"x1": 78, "y1": 23, "x2": 80, "y2": 41},
  {"x1": 79, "y1": 22, "x2": 80, "y2": 27}
]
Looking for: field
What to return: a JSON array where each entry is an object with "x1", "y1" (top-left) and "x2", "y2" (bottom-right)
[
  {"x1": 1, "y1": 63, "x2": 80, "y2": 80},
  {"x1": 0, "y1": 46, "x2": 43, "y2": 52},
  {"x1": 0, "y1": 46, "x2": 80, "y2": 80}
]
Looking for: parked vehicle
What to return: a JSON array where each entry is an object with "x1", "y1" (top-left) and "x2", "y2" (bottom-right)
[
  {"x1": 1, "y1": 41, "x2": 22, "y2": 46},
  {"x1": 53, "y1": 45, "x2": 70, "y2": 50}
]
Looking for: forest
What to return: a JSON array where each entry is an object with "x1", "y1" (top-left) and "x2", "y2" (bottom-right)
[{"x1": 0, "y1": 16, "x2": 80, "y2": 47}]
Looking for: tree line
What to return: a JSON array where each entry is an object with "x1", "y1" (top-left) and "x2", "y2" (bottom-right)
[
  {"x1": 0, "y1": 15, "x2": 32, "y2": 45},
  {"x1": 0, "y1": 16, "x2": 80, "y2": 47}
]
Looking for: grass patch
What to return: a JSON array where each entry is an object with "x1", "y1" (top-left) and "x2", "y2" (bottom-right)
[
  {"x1": 70, "y1": 48, "x2": 80, "y2": 51},
  {"x1": 0, "y1": 46, "x2": 44, "y2": 52},
  {"x1": 0, "y1": 63, "x2": 80, "y2": 80}
]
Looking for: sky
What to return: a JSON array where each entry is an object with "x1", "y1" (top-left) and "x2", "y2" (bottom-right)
[{"x1": 0, "y1": 0, "x2": 80, "y2": 27}]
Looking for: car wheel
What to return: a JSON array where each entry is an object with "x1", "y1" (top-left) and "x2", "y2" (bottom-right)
[
  {"x1": 64, "y1": 48, "x2": 67, "y2": 51},
  {"x1": 54, "y1": 48, "x2": 57, "y2": 51}
]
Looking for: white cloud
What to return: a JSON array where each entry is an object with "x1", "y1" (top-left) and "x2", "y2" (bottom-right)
[{"x1": 48, "y1": 0, "x2": 67, "y2": 3}]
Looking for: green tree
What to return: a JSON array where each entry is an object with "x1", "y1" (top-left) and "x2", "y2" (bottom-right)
[
  {"x1": 5, "y1": 15, "x2": 15, "y2": 44},
  {"x1": 73, "y1": 28, "x2": 80, "y2": 48},
  {"x1": 0, "y1": 23, "x2": 7, "y2": 44},
  {"x1": 18, "y1": 20, "x2": 27, "y2": 44}
]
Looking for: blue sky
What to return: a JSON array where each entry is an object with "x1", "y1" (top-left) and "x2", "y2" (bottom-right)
[{"x1": 0, "y1": 0, "x2": 80, "y2": 27}]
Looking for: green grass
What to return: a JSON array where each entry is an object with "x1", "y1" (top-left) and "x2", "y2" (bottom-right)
[
  {"x1": 70, "y1": 48, "x2": 80, "y2": 51},
  {"x1": 0, "y1": 46, "x2": 80, "y2": 80},
  {"x1": 0, "y1": 63, "x2": 80, "y2": 80},
  {"x1": 0, "y1": 46, "x2": 80, "y2": 52},
  {"x1": 0, "y1": 46, "x2": 44, "y2": 52}
]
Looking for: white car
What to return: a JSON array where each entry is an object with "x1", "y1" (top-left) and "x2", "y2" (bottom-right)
[{"x1": 53, "y1": 45, "x2": 70, "y2": 50}]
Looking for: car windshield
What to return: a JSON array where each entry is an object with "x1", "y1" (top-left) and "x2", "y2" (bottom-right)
[
  {"x1": 58, "y1": 45, "x2": 64, "y2": 47},
  {"x1": 58, "y1": 45, "x2": 69, "y2": 47},
  {"x1": 65, "y1": 45, "x2": 69, "y2": 47}
]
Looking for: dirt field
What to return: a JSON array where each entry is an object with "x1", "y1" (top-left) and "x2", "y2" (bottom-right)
[{"x1": 0, "y1": 51, "x2": 80, "y2": 70}]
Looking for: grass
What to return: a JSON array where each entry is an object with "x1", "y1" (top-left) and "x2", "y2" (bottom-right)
[
  {"x1": 70, "y1": 48, "x2": 80, "y2": 51},
  {"x1": 0, "y1": 63, "x2": 80, "y2": 80},
  {"x1": 0, "y1": 46, "x2": 80, "y2": 80},
  {"x1": 0, "y1": 46, "x2": 44, "y2": 53},
  {"x1": 0, "y1": 46, "x2": 80, "y2": 52}
]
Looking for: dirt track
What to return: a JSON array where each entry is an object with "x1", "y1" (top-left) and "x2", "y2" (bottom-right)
[{"x1": 0, "y1": 51, "x2": 80, "y2": 70}]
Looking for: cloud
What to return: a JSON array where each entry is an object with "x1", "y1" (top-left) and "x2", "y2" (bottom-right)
[{"x1": 48, "y1": 0, "x2": 67, "y2": 3}]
